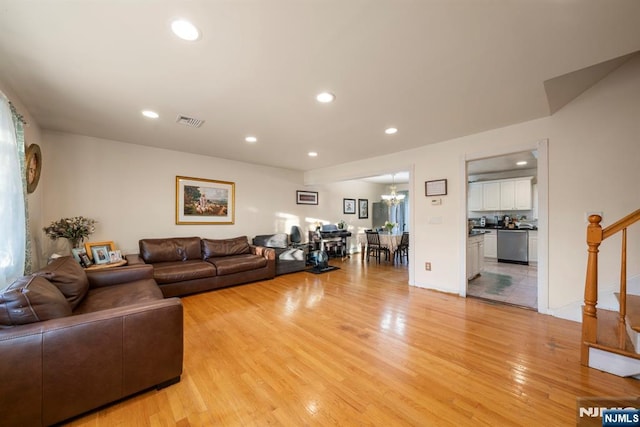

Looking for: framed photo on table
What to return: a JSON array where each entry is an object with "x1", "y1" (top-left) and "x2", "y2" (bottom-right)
[
  {"x1": 84, "y1": 241, "x2": 116, "y2": 265},
  {"x1": 176, "y1": 176, "x2": 235, "y2": 224},
  {"x1": 358, "y1": 198, "x2": 369, "y2": 219},
  {"x1": 343, "y1": 198, "x2": 356, "y2": 214}
]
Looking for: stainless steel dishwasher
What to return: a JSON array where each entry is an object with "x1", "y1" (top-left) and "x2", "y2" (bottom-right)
[{"x1": 497, "y1": 229, "x2": 529, "y2": 265}]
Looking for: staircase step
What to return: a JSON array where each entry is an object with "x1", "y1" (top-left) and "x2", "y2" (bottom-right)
[
  {"x1": 615, "y1": 293, "x2": 640, "y2": 332},
  {"x1": 591, "y1": 308, "x2": 640, "y2": 359}
]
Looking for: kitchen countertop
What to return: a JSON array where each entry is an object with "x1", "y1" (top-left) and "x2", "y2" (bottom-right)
[{"x1": 469, "y1": 226, "x2": 537, "y2": 236}]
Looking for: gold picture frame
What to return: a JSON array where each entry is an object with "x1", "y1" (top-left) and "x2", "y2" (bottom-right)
[
  {"x1": 176, "y1": 176, "x2": 235, "y2": 225},
  {"x1": 25, "y1": 143, "x2": 42, "y2": 194},
  {"x1": 84, "y1": 241, "x2": 116, "y2": 264}
]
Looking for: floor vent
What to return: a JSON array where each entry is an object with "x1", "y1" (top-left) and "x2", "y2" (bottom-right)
[{"x1": 176, "y1": 115, "x2": 205, "y2": 128}]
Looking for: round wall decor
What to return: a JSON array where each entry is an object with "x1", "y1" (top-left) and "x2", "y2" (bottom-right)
[{"x1": 25, "y1": 143, "x2": 42, "y2": 194}]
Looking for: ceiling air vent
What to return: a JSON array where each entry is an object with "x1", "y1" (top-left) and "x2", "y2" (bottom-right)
[{"x1": 175, "y1": 115, "x2": 205, "y2": 128}]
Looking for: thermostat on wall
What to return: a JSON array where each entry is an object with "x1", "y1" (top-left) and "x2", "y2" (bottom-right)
[{"x1": 430, "y1": 198, "x2": 442, "y2": 205}]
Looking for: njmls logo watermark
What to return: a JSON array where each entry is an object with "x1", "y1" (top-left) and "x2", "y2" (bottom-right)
[{"x1": 577, "y1": 397, "x2": 640, "y2": 427}]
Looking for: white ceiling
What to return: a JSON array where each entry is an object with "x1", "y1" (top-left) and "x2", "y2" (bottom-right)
[{"x1": 1, "y1": 1, "x2": 639, "y2": 173}]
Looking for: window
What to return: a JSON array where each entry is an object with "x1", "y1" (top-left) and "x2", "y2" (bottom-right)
[{"x1": 0, "y1": 94, "x2": 26, "y2": 287}]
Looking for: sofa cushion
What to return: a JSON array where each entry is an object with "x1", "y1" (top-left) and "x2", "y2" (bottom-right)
[
  {"x1": 33, "y1": 255, "x2": 89, "y2": 309},
  {"x1": 72, "y1": 278, "x2": 163, "y2": 314},
  {"x1": 0, "y1": 275, "x2": 72, "y2": 326},
  {"x1": 152, "y1": 260, "x2": 216, "y2": 284},
  {"x1": 208, "y1": 254, "x2": 267, "y2": 276},
  {"x1": 140, "y1": 237, "x2": 202, "y2": 263},
  {"x1": 202, "y1": 236, "x2": 250, "y2": 259},
  {"x1": 252, "y1": 233, "x2": 288, "y2": 249}
]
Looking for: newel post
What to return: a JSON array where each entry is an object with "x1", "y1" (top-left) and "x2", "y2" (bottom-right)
[{"x1": 581, "y1": 214, "x2": 603, "y2": 365}]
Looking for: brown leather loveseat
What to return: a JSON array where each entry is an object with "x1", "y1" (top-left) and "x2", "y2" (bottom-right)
[
  {"x1": 0, "y1": 256, "x2": 183, "y2": 427},
  {"x1": 126, "y1": 236, "x2": 276, "y2": 297}
]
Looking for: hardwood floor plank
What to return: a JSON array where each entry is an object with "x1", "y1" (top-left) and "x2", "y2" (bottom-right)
[{"x1": 65, "y1": 258, "x2": 639, "y2": 426}]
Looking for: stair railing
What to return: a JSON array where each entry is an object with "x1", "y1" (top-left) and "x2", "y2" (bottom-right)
[{"x1": 581, "y1": 209, "x2": 640, "y2": 365}]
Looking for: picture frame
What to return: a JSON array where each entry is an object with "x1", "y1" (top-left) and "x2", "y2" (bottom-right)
[
  {"x1": 71, "y1": 247, "x2": 91, "y2": 267},
  {"x1": 296, "y1": 190, "x2": 318, "y2": 205},
  {"x1": 84, "y1": 241, "x2": 116, "y2": 264},
  {"x1": 25, "y1": 143, "x2": 42, "y2": 194},
  {"x1": 109, "y1": 250, "x2": 122, "y2": 263},
  {"x1": 425, "y1": 179, "x2": 448, "y2": 196},
  {"x1": 358, "y1": 198, "x2": 369, "y2": 219},
  {"x1": 176, "y1": 176, "x2": 235, "y2": 225},
  {"x1": 343, "y1": 198, "x2": 356, "y2": 214}
]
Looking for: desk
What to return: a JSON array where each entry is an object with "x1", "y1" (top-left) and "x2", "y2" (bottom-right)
[{"x1": 358, "y1": 233, "x2": 402, "y2": 262}]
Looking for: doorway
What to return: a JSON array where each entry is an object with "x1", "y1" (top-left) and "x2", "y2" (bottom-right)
[{"x1": 465, "y1": 149, "x2": 540, "y2": 310}]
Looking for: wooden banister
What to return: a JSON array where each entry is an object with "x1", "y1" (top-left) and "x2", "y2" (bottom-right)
[
  {"x1": 581, "y1": 209, "x2": 640, "y2": 366},
  {"x1": 602, "y1": 209, "x2": 640, "y2": 239}
]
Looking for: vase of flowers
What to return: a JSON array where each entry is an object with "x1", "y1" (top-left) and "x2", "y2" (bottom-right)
[
  {"x1": 384, "y1": 221, "x2": 396, "y2": 234},
  {"x1": 337, "y1": 220, "x2": 347, "y2": 230},
  {"x1": 43, "y1": 216, "x2": 97, "y2": 249}
]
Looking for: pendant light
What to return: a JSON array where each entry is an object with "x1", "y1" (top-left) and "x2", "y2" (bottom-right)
[{"x1": 381, "y1": 174, "x2": 405, "y2": 206}]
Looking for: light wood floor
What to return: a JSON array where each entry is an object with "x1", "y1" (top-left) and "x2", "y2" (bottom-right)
[{"x1": 67, "y1": 257, "x2": 639, "y2": 426}]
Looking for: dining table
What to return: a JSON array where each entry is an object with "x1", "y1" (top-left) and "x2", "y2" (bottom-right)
[{"x1": 358, "y1": 232, "x2": 403, "y2": 262}]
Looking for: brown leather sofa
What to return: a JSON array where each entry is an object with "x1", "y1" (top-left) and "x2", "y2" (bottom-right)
[
  {"x1": 0, "y1": 256, "x2": 183, "y2": 427},
  {"x1": 126, "y1": 236, "x2": 276, "y2": 297}
]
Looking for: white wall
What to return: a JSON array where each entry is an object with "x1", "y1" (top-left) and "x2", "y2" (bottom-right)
[
  {"x1": 306, "y1": 54, "x2": 640, "y2": 319},
  {"x1": 41, "y1": 131, "x2": 383, "y2": 261}
]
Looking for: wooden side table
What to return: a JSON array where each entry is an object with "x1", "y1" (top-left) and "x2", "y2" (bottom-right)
[{"x1": 84, "y1": 260, "x2": 127, "y2": 270}]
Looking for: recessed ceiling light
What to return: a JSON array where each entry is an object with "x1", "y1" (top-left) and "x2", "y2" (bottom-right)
[
  {"x1": 385, "y1": 127, "x2": 398, "y2": 135},
  {"x1": 245, "y1": 136, "x2": 257, "y2": 143},
  {"x1": 316, "y1": 92, "x2": 335, "y2": 103},
  {"x1": 308, "y1": 151, "x2": 318, "y2": 157},
  {"x1": 142, "y1": 110, "x2": 159, "y2": 119},
  {"x1": 516, "y1": 161, "x2": 528, "y2": 166},
  {"x1": 171, "y1": 19, "x2": 200, "y2": 41}
]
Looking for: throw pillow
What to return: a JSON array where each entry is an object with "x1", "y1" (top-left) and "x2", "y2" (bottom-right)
[
  {"x1": 0, "y1": 275, "x2": 72, "y2": 326},
  {"x1": 33, "y1": 255, "x2": 89, "y2": 310}
]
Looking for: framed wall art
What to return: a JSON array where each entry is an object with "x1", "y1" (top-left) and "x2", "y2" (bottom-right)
[
  {"x1": 425, "y1": 179, "x2": 448, "y2": 196},
  {"x1": 25, "y1": 143, "x2": 42, "y2": 194},
  {"x1": 343, "y1": 198, "x2": 356, "y2": 214},
  {"x1": 176, "y1": 176, "x2": 235, "y2": 224},
  {"x1": 296, "y1": 190, "x2": 318, "y2": 205},
  {"x1": 358, "y1": 198, "x2": 369, "y2": 219}
]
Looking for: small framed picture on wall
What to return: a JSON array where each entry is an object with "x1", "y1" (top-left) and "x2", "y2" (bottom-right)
[
  {"x1": 343, "y1": 198, "x2": 356, "y2": 214},
  {"x1": 358, "y1": 199, "x2": 368, "y2": 219}
]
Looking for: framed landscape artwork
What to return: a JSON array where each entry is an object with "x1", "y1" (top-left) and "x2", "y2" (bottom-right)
[{"x1": 176, "y1": 176, "x2": 235, "y2": 224}]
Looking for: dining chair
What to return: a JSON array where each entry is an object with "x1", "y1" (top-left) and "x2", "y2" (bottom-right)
[
  {"x1": 394, "y1": 232, "x2": 409, "y2": 264},
  {"x1": 365, "y1": 230, "x2": 390, "y2": 263}
]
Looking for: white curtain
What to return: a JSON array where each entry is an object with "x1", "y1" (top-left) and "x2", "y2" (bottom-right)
[{"x1": 0, "y1": 93, "x2": 25, "y2": 287}]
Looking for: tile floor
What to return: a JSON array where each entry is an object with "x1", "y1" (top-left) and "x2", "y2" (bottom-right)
[{"x1": 467, "y1": 259, "x2": 538, "y2": 310}]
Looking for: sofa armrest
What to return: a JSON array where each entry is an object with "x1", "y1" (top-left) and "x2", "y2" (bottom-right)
[
  {"x1": 86, "y1": 264, "x2": 154, "y2": 289},
  {"x1": 251, "y1": 245, "x2": 275, "y2": 261},
  {"x1": 0, "y1": 298, "x2": 183, "y2": 426},
  {"x1": 125, "y1": 253, "x2": 146, "y2": 265}
]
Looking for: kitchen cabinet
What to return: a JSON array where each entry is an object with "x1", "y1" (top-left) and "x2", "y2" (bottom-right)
[
  {"x1": 528, "y1": 230, "x2": 538, "y2": 263},
  {"x1": 500, "y1": 178, "x2": 532, "y2": 210},
  {"x1": 467, "y1": 234, "x2": 485, "y2": 280},
  {"x1": 468, "y1": 177, "x2": 533, "y2": 211},
  {"x1": 483, "y1": 229, "x2": 497, "y2": 258},
  {"x1": 482, "y1": 182, "x2": 501, "y2": 211},
  {"x1": 468, "y1": 182, "x2": 483, "y2": 211}
]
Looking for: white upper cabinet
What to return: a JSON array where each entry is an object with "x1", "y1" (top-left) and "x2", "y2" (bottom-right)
[
  {"x1": 468, "y1": 177, "x2": 533, "y2": 211},
  {"x1": 468, "y1": 182, "x2": 483, "y2": 211},
  {"x1": 482, "y1": 182, "x2": 501, "y2": 211}
]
